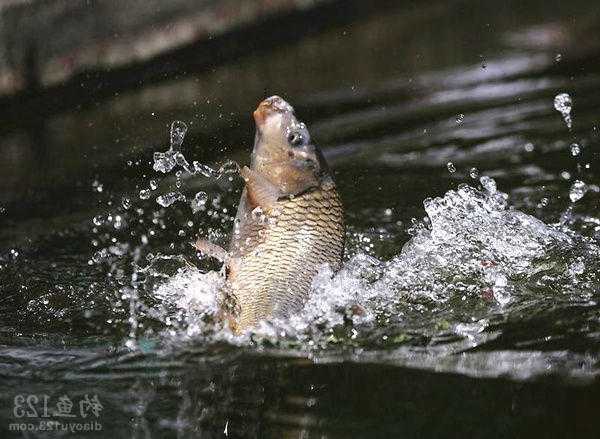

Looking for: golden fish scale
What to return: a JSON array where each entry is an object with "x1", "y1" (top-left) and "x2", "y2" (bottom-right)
[{"x1": 228, "y1": 186, "x2": 344, "y2": 329}]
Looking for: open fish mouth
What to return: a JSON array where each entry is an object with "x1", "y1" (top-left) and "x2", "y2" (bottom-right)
[{"x1": 253, "y1": 95, "x2": 294, "y2": 125}]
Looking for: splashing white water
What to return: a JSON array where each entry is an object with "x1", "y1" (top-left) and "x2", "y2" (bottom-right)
[{"x1": 150, "y1": 177, "x2": 584, "y2": 346}]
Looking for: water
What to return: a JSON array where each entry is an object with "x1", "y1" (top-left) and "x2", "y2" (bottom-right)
[{"x1": 1, "y1": 0, "x2": 600, "y2": 437}]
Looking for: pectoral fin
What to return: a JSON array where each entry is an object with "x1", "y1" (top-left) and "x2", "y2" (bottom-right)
[
  {"x1": 239, "y1": 166, "x2": 281, "y2": 212},
  {"x1": 193, "y1": 239, "x2": 228, "y2": 263}
]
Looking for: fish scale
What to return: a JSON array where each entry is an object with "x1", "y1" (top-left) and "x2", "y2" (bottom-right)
[{"x1": 227, "y1": 184, "x2": 344, "y2": 330}]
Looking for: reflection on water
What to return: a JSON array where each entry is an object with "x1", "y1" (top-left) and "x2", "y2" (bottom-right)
[{"x1": 1, "y1": 0, "x2": 600, "y2": 437}]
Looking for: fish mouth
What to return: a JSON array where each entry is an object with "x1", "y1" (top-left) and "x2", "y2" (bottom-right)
[{"x1": 253, "y1": 95, "x2": 294, "y2": 126}]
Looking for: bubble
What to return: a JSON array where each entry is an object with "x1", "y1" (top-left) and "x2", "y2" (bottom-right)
[
  {"x1": 553, "y1": 93, "x2": 573, "y2": 129},
  {"x1": 447, "y1": 162, "x2": 456, "y2": 173}
]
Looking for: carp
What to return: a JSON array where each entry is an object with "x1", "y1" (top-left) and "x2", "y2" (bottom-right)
[{"x1": 196, "y1": 96, "x2": 345, "y2": 332}]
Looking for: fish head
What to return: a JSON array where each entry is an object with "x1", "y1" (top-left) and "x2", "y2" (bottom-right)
[{"x1": 251, "y1": 96, "x2": 330, "y2": 195}]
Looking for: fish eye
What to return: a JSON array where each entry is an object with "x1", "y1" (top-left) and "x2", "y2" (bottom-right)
[{"x1": 287, "y1": 131, "x2": 305, "y2": 147}]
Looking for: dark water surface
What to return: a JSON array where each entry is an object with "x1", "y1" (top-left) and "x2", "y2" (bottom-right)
[{"x1": 1, "y1": 0, "x2": 600, "y2": 437}]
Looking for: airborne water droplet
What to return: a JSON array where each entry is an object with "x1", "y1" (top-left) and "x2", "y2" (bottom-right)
[
  {"x1": 139, "y1": 189, "x2": 151, "y2": 200},
  {"x1": 170, "y1": 120, "x2": 188, "y2": 151},
  {"x1": 570, "y1": 143, "x2": 581, "y2": 156},
  {"x1": 217, "y1": 160, "x2": 240, "y2": 177},
  {"x1": 192, "y1": 161, "x2": 216, "y2": 178},
  {"x1": 553, "y1": 93, "x2": 573, "y2": 129},
  {"x1": 191, "y1": 191, "x2": 208, "y2": 213},
  {"x1": 156, "y1": 192, "x2": 186, "y2": 207},
  {"x1": 447, "y1": 162, "x2": 456, "y2": 173},
  {"x1": 569, "y1": 180, "x2": 587, "y2": 203},
  {"x1": 456, "y1": 114, "x2": 465, "y2": 125},
  {"x1": 480, "y1": 175, "x2": 497, "y2": 193}
]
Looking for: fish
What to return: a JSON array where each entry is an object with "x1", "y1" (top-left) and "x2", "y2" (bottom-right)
[{"x1": 195, "y1": 95, "x2": 345, "y2": 333}]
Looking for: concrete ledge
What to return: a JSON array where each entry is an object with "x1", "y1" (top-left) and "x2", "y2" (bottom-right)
[{"x1": 0, "y1": 0, "x2": 329, "y2": 96}]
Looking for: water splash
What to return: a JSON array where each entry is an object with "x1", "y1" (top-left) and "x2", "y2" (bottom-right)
[{"x1": 141, "y1": 175, "x2": 600, "y2": 355}]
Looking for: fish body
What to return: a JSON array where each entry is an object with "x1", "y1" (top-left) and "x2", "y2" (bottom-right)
[{"x1": 196, "y1": 96, "x2": 345, "y2": 332}]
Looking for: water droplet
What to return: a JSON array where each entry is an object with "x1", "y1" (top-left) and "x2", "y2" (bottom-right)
[
  {"x1": 480, "y1": 176, "x2": 497, "y2": 193},
  {"x1": 170, "y1": 120, "x2": 188, "y2": 150},
  {"x1": 139, "y1": 189, "x2": 151, "y2": 200},
  {"x1": 156, "y1": 192, "x2": 185, "y2": 207},
  {"x1": 191, "y1": 191, "x2": 208, "y2": 213},
  {"x1": 570, "y1": 143, "x2": 581, "y2": 156},
  {"x1": 538, "y1": 197, "x2": 549, "y2": 208},
  {"x1": 469, "y1": 168, "x2": 479, "y2": 179},
  {"x1": 447, "y1": 162, "x2": 456, "y2": 173},
  {"x1": 192, "y1": 161, "x2": 216, "y2": 178},
  {"x1": 153, "y1": 151, "x2": 177, "y2": 173},
  {"x1": 569, "y1": 180, "x2": 587, "y2": 202},
  {"x1": 560, "y1": 171, "x2": 571, "y2": 180},
  {"x1": 175, "y1": 170, "x2": 183, "y2": 188},
  {"x1": 456, "y1": 114, "x2": 465, "y2": 124},
  {"x1": 121, "y1": 197, "x2": 131, "y2": 209},
  {"x1": 524, "y1": 142, "x2": 535, "y2": 152},
  {"x1": 217, "y1": 160, "x2": 240, "y2": 177},
  {"x1": 149, "y1": 179, "x2": 158, "y2": 190},
  {"x1": 555, "y1": 53, "x2": 562, "y2": 62},
  {"x1": 92, "y1": 180, "x2": 104, "y2": 193},
  {"x1": 553, "y1": 93, "x2": 573, "y2": 129}
]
